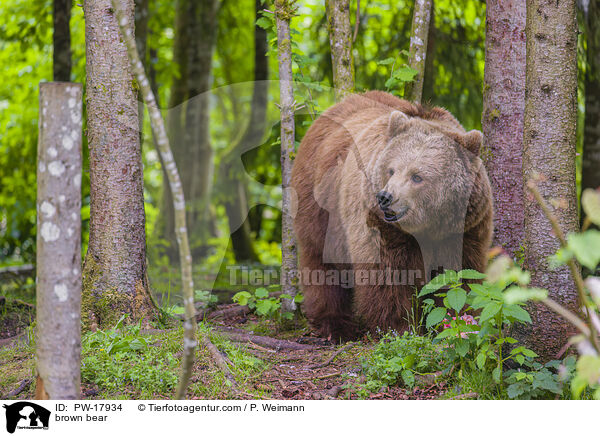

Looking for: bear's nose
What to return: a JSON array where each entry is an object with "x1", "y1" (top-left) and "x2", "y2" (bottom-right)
[{"x1": 376, "y1": 190, "x2": 393, "y2": 209}]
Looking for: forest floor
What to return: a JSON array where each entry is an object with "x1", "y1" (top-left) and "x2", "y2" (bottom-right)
[{"x1": 0, "y1": 299, "x2": 453, "y2": 400}]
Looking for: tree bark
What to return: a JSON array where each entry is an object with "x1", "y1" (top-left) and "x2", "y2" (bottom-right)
[
  {"x1": 162, "y1": 0, "x2": 219, "y2": 257},
  {"x1": 583, "y1": 0, "x2": 600, "y2": 192},
  {"x1": 53, "y1": 0, "x2": 72, "y2": 81},
  {"x1": 325, "y1": 0, "x2": 355, "y2": 100},
  {"x1": 82, "y1": 0, "x2": 157, "y2": 330},
  {"x1": 276, "y1": 0, "x2": 299, "y2": 311},
  {"x1": 482, "y1": 0, "x2": 526, "y2": 259},
  {"x1": 222, "y1": 0, "x2": 268, "y2": 263},
  {"x1": 134, "y1": 0, "x2": 149, "y2": 143},
  {"x1": 36, "y1": 82, "x2": 82, "y2": 399},
  {"x1": 517, "y1": 0, "x2": 580, "y2": 361},
  {"x1": 421, "y1": 0, "x2": 436, "y2": 103},
  {"x1": 111, "y1": 0, "x2": 197, "y2": 399},
  {"x1": 405, "y1": 0, "x2": 432, "y2": 103}
]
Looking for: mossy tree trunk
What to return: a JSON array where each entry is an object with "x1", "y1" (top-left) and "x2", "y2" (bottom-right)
[
  {"x1": 111, "y1": 0, "x2": 197, "y2": 398},
  {"x1": 325, "y1": 0, "x2": 355, "y2": 100},
  {"x1": 405, "y1": 0, "x2": 432, "y2": 103},
  {"x1": 276, "y1": 0, "x2": 299, "y2": 311},
  {"x1": 222, "y1": 0, "x2": 268, "y2": 263},
  {"x1": 82, "y1": 0, "x2": 157, "y2": 330},
  {"x1": 482, "y1": 0, "x2": 526, "y2": 259},
  {"x1": 162, "y1": 0, "x2": 219, "y2": 258},
  {"x1": 515, "y1": 0, "x2": 580, "y2": 361},
  {"x1": 583, "y1": 0, "x2": 600, "y2": 192},
  {"x1": 53, "y1": 0, "x2": 71, "y2": 81}
]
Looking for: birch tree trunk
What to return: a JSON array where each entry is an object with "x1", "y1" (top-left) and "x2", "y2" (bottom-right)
[
  {"x1": 53, "y1": 0, "x2": 71, "y2": 81},
  {"x1": 584, "y1": 0, "x2": 600, "y2": 192},
  {"x1": 276, "y1": 0, "x2": 299, "y2": 312},
  {"x1": 111, "y1": 0, "x2": 197, "y2": 399},
  {"x1": 405, "y1": 0, "x2": 432, "y2": 104},
  {"x1": 82, "y1": 0, "x2": 157, "y2": 330},
  {"x1": 36, "y1": 83, "x2": 82, "y2": 399},
  {"x1": 325, "y1": 0, "x2": 355, "y2": 100},
  {"x1": 516, "y1": 0, "x2": 580, "y2": 361},
  {"x1": 482, "y1": 0, "x2": 526, "y2": 259}
]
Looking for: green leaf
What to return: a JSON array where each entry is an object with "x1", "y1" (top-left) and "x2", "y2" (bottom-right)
[
  {"x1": 256, "y1": 17, "x2": 272, "y2": 30},
  {"x1": 455, "y1": 340, "x2": 469, "y2": 357},
  {"x1": 503, "y1": 304, "x2": 532, "y2": 324},
  {"x1": 447, "y1": 288, "x2": 467, "y2": 313},
  {"x1": 254, "y1": 287, "x2": 269, "y2": 298},
  {"x1": 401, "y1": 370, "x2": 415, "y2": 387},
  {"x1": 294, "y1": 294, "x2": 304, "y2": 303},
  {"x1": 435, "y1": 328, "x2": 457, "y2": 340},
  {"x1": 476, "y1": 352, "x2": 486, "y2": 369},
  {"x1": 418, "y1": 271, "x2": 457, "y2": 297},
  {"x1": 567, "y1": 231, "x2": 600, "y2": 270},
  {"x1": 377, "y1": 57, "x2": 396, "y2": 65},
  {"x1": 426, "y1": 307, "x2": 447, "y2": 328},
  {"x1": 457, "y1": 269, "x2": 486, "y2": 280},
  {"x1": 507, "y1": 383, "x2": 524, "y2": 399},
  {"x1": 392, "y1": 66, "x2": 418, "y2": 82},
  {"x1": 255, "y1": 299, "x2": 274, "y2": 316},
  {"x1": 233, "y1": 291, "x2": 252, "y2": 306},
  {"x1": 479, "y1": 302, "x2": 502, "y2": 323},
  {"x1": 492, "y1": 367, "x2": 502, "y2": 383},
  {"x1": 582, "y1": 188, "x2": 600, "y2": 225},
  {"x1": 503, "y1": 286, "x2": 547, "y2": 305},
  {"x1": 521, "y1": 348, "x2": 538, "y2": 358}
]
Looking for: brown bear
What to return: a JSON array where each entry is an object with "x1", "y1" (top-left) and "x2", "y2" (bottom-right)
[{"x1": 291, "y1": 91, "x2": 493, "y2": 341}]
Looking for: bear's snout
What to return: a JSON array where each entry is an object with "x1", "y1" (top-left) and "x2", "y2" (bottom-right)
[{"x1": 376, "y1": 190, "x2": 393, "y2": 209}]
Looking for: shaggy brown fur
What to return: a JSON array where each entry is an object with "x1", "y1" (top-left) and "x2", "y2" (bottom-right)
[{"x1": 291, "y1": 91, "x2": 493, "y2": 341}]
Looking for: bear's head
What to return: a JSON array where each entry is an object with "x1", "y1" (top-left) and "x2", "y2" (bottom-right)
[{"x1": 370, "y1": 110, "x2": 483, "y2": 238}]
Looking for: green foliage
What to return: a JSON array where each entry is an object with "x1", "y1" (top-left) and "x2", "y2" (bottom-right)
[
  {"x1": 418, "y1": 268, "x2": 536, "y2": 384},
  {"x1": 360, "y1": 332, "x2": 444, "y2": 392},
  {"x1": 376, "y1": 53, "x2": 418, "y2": 96},
  {"x1": 233, "y1": 285, "x2": 302, "y2": 321},
  {"x1": 504, "y1": 358, "x2": 575, "y2": 400},
  {"x1": 81, "y1": 316, "x2": 179, "y2": 396}
]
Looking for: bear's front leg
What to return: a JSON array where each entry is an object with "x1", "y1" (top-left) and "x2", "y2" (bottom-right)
[{"x1": 299, "y1": 257, "x2": 357, "y2": 342}]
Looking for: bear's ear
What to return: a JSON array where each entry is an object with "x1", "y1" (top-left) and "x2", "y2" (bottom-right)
[
  {"x1": 462, "y1": 130, "x2": 483, "y2": 155},
  {"x1": 387, "y1": 111, "x2": 410, "y2": 137}
]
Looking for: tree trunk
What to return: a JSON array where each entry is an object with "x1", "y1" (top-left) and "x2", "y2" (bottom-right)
[
  {"x1": 162, "y1": 0, "x2": 219, "y2": 258},
  {"x1": 135, "y1": 0, "x2": 149, "y2": 143},
  {"x1": 325, "y1": 0, "x2": 355, "y2": 100},
  {"x1": 421, "y1": 0, "x2": 436, "y2": 103},
  {"x1": 111, "y1": 0, "x2": 197, "y2": 399},
  {"x1": 517, "y1": 0, "x2": 579, "y2": 361},
  {"x1": 53, "y1": 0, "x2": 72, "y2": 81},
  {"x1": 36, "y1": 82, "x2": 82, "y2": 399},
  {"x1": 222, "y1": 0, "x2": 268, "y2": 263},
  {"x1": 276, "y1": 0, "x2": 299, "y2": 311},
  {"x1": 405, "y1": 0, "x2": 432, "y2": 103},
  {"x1": 584, "y1": 0, "x2": 600, "y2": 192},
  {"x1": 82, "y1": 0, "x2": 157, "y2": 330},
  {"x1": 482, "y1": 0, "x2": 526, "y2": 259}
]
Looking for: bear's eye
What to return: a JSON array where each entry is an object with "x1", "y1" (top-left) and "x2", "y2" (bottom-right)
[
  {"x1": 388, "y1": 169, "x2": 394, "y2": 176},
  {"x1": 411, "y1": 174, "x2": 423, "y2": 183}
]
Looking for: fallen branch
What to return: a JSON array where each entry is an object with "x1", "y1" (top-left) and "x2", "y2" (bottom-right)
[
  {"x1": 214, "y1": 326, "x2": 319, "y2": 351},
  {"x1": 201, "y1": 336, "x2": 237, "y2": 388},
  {"x1": 309, "y1": 342, "x2": 355, "y2": 369},
  {"x1": 2, "y1": 379, "x2": 32, "y2": 399},
  {"x1": 206, "y1": 305, "x2": 251, "y2": 320}
]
